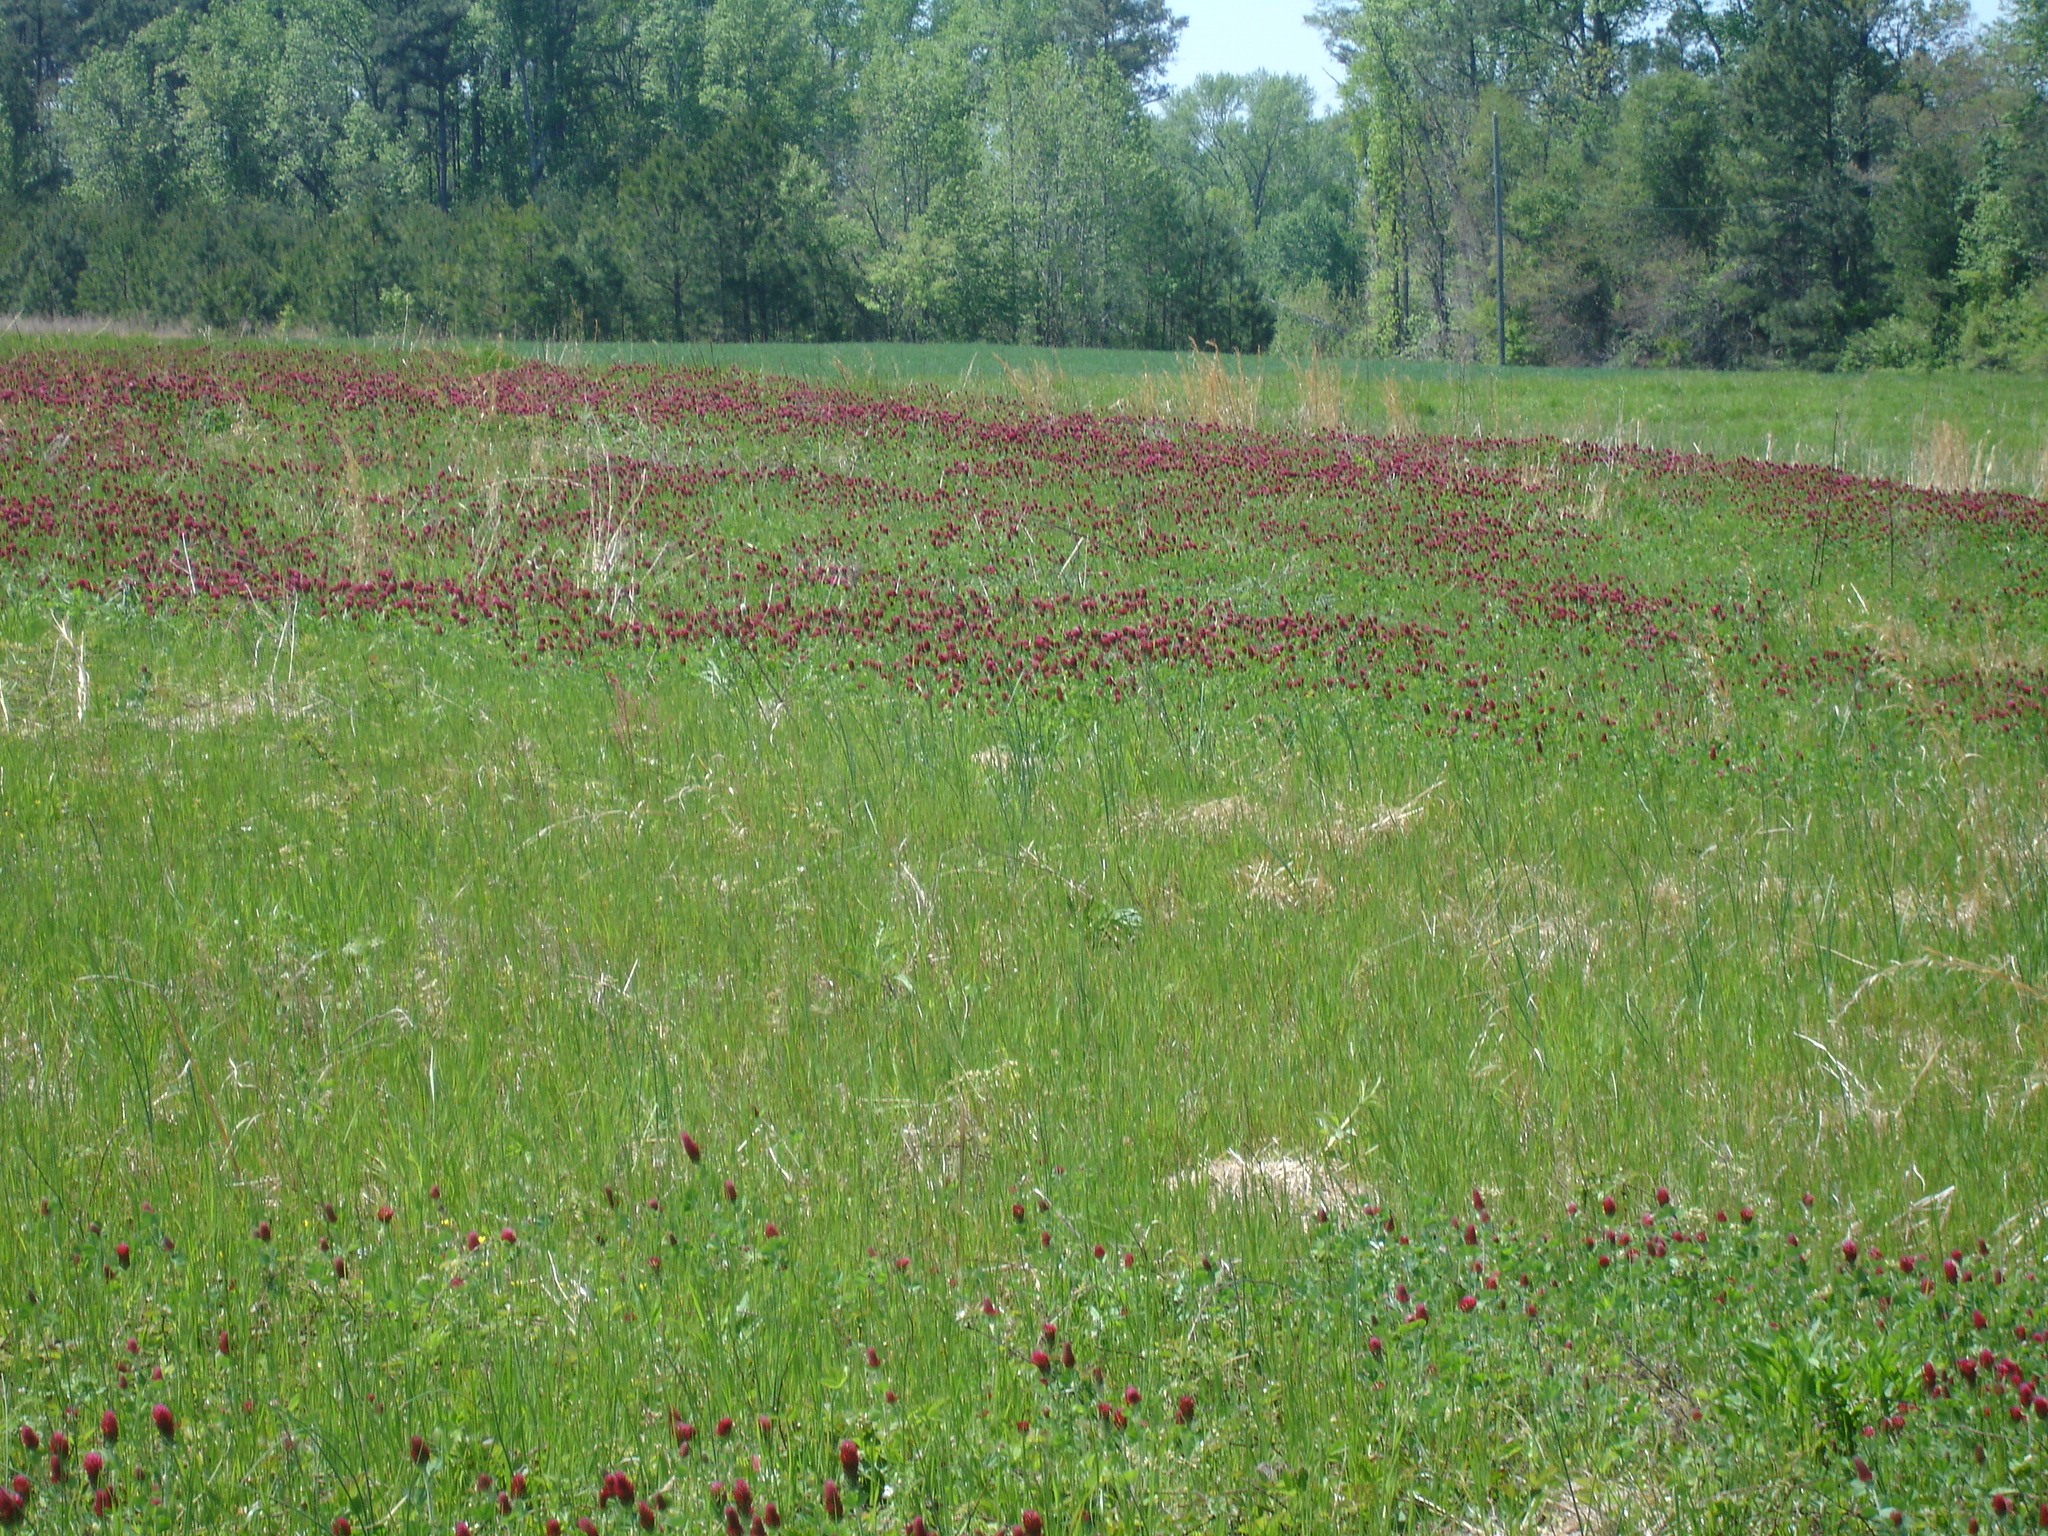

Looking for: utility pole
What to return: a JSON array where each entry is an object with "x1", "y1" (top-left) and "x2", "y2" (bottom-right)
[{"x1": 1492, "y1": 111, "x2": 1506, "y2": 369}]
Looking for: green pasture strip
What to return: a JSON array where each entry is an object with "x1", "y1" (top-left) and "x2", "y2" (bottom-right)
[
  {"x1": 7, "y1": 329, "x2": 2048, "y2": 494},
  {"x1": 504, "y1": 338, "x2": 2048, "y2": 495}
]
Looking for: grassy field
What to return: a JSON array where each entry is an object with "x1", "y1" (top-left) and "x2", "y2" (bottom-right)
[
  {"x1": 510, "y1": 338, "x2": 2048, "y2": 496},
  {"x1": 1, "y1": 340, "x2": 2047, "y2": 1533}
]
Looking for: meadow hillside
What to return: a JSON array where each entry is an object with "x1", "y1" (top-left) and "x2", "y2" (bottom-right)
[
  {"x1": 510, "y1": 340, "x2": 2048, "y2": 495},
  {"x1": 1, "y1": 342, "x2": 2047, "y2": 1533}
]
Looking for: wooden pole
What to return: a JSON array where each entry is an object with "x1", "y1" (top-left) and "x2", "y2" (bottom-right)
[{"x1": 1493, "y1": 111, "x2": 1506, "y2": 368}]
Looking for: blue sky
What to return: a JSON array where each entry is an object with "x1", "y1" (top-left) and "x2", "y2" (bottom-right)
[
  {"x1": 1159, "y1": 3, "x2": 1341, "y2": 106},
  {"x1": 1158, "y1": 0, "x2": 2008, "y2": 112}
]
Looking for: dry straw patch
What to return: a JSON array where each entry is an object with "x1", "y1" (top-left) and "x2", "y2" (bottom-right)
[
  {"x1": 994, "y1": 355, "x2": 1064, "y2": 415},
  {"x1": 1123, "y1": 369, "x2": 1169, "y2": 421},
  {"x1": 1171, "y1": 1143, "x2": 1366, "y2": 1223},
  {"x1": 1795, "y1": 950, "x2": 2044, "y2": 1138},
  {"x1": 168, "y1": 690, "x2": 267, "y2": 734},
  {"x1": 1178, "y1": 345, "x2": 1263, "y2": 429},
  {"x1": 896, "y1": 1060, "x2": 1028, "y2": 1183},
  {"x1": 1379, "y1": 378, "x2": 1418, "y2": 436},
  {"x1": 337, "y1": 442, "x2": 375, "y2": 581},
  {"x1": 1402, "y1": 1467, "x2": 1666, "y2": 1534},
  {"x1": 1235, "y1": 857, "x2": 1333, "y2": 907},
  {"x1": 1910, "y1": 417, "x2": 1997, "y2": 492},
  {"x1": 1169, "y1": 795, "x2": 1261, "y2": 835},
  {"x1": 1134, "y1": 782, "x2": 1441, "y2": 854},
  {"x1": 0, "y1": 313, "x2": 201, "y2": 339},
  {"x1": 1579, "y1": 475, "x2": 1612, "y2": 521},
  {"x1": 1290, "y1": 353, "x2": 1345, "y2": 434},
  {"x1": 1122, "y1": 349, "x2": 1332, "y2": 434},
  {"x1": 1431, "y1": 865, "x2": 1602, "y2": 979},
  {"x1": 1886, "y1": 883, "x2": 1994, "y2": 935},
  {"x1": 1838, "y1": 591, "x2": 2048, "y2": 691},
  {"x1": 1524, "y1": 1488, "x2": 1626, "y2": 1536},
  {"x1": 1315, "y1": 781, "x2": 1442, "y2": 853}
]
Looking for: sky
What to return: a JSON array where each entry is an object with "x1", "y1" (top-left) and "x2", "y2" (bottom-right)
[
  {"x1": 1157, "y1": 0, "x2": 2008, "y2": 115},
  {"x1": 1159, "y1": 1, "x2": 1342, "y2": 109}
]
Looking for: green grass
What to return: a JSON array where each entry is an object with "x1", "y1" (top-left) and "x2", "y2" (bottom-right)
[
  {"x1": 14, "y1": 326, "x2": 2048, "y2": 491},
  {"x1": 506, "y1": 337, "x2": 2048, "y2": 495},
  {"x1": 0, "y1": 341, "x2": 2045, "y2": 1534}
]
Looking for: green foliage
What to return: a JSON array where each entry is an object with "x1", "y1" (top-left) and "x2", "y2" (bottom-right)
[
  {"x1": 683, "y1": 107, "x2": 862, "y2": 342},
  {"x1": 1156, "y1": 70, "x2": 1362, "y2": 318},
  {"x1": 1714, "y1": 0, "x2": 1917, "y2": 361},
  {"x1": 1300, "y1": 0, "x2": 2048, "y2": 368},
  {"x1": 1838, "y1": 313, "x2": 1937, "y2": 368},
  {"x1": 699, "y1": 0, "x2": 835, "y2": 141},
  {"x1": 56, "y1": 31, "x2": 184, "y2": 209},
  {"x1": 1054, "y1": 0, "x2": 1185, "y2": 100},
  {"x1": 0, "y1": 0, "x2": 2045, "y2": 364},
  {"x1": 0, "y1": 0, "x2": 1283, "y2": 348},
  {"x1": 618, "y1": 136, "x2": 709, "y2": 342}
]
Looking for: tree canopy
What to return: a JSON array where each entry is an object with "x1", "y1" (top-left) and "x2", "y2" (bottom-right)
[{"x1": 0, "y1": 0, "x2": 2041, "y2": 364}]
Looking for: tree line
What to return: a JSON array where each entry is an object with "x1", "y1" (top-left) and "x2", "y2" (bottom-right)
[
  {"x1": 1316, "y1": 0, "x2": 2048, "y2": 366},
  {"x1": 0, "y1": 0, "x2": 2044, "y2": 365}
]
